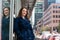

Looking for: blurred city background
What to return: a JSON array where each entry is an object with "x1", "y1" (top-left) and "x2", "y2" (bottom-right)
[{"x1": 0, "y1": 0, "x2": 60, "y2": 40}]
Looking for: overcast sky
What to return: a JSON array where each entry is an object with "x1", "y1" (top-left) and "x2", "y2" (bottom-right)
[{"x1": 56, "y1": 0, "x2": 60, "y2": 3}]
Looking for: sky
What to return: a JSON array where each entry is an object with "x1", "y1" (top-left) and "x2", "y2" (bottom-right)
[{"x1": 56, "y1": 0, "x2": 60, "y2": 3}]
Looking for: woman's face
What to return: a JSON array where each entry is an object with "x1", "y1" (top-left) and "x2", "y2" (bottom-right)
[
  {"x1": 4, "y1": 8, "x2": 9, "y2": 16},
  {"x1": 22, "y1": 8, "x2": 27, "y2": 17}
]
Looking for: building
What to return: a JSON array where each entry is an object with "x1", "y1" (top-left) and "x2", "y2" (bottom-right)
[
  {"x1": 31, "y1": 0, "x2": 44, "y2": 34},
  {"x1": 43, "y1": 3, "x2": 60, "y2": 31},
  {"x1": 35, "y1": 17, "x2": 43, "y2": 33},
  {"x1": 44, "y1": 0, "x2": 48, "y2": 11},
  {"x1": 48, "y1": 0, "x2": 56, "y2": 6},
  {"x1": 44, "y1": 0, "x2": 56, "y2": 11},
  {"x1": 36, "y1": 17, "x2": 43, "y2": 27},
  {"x1": 34, "y1": 0, "x2": 44, "y2": 25}
]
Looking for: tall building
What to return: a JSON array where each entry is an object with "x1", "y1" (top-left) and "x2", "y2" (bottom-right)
[
  {"x1": 48, "y1": 0, "x2": 56, "y2": 6},
  {"x1": 44, "y1": 0, "x2": 56, "y2": 11},
  {"x1": 43, "y1": 3, "x2": 60, "y2": 31},
  {"x1": 44, "y1": 0, "x2": 48, "y2": 11},
  {"x1": 34, "y1": 0, "x2": 44, "y2": 25},
  {"x1": 56, "y1": 0, "x2": 60, "y2": 3}
]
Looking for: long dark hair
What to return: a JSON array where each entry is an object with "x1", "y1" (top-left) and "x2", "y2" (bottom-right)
[
  {"x1": 17, "y1": 7, "x2": 29, "y2": 19},
  {"x1": 3, "y1": 7, "x2": 10, "y2": 17}
]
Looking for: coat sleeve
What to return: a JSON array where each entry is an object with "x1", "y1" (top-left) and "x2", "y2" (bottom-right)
[{"x1": 14, "y1": 18, "x2": 21, "y2": 37}]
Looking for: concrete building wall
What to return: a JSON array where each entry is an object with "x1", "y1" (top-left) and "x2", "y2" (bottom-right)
[
  {"x1": 36, "y1": 18, "x2": 43, "y2": 27},
  {"x1": 43, "y1": 3, "x2": 60, "y2": 28},
  {"x1": 44, "y1": 0, "x2": 56, "y2": 11}
]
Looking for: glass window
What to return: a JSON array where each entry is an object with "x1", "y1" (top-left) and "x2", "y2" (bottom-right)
[
  {"x1": 56, "y1": 10, "x2": 58, "y2": 13},
  {"x1": 53, "y1": 6, "x2": 56, "y2": 8},
  {"x1": 59, "y1": 15, "x2": 60, "y2": 18},
  {"x1": 53, "y1": 10, "x2": 55, "y2": 13},
  {"x1": 53, "y1": 20, "x2": 55, "y2": 23},
  {"x1": 53, "y1": 15, "x2": 55, "y2": 18},
  {"x1": 59, "y1": 20, "x2": 60, "y2": 23},
  {"x1": 56, "y1": 20, "x2": 58, "y2": 23},
  {"x1": 59, "y1": 11, "x2": 60, "y2": 13},
  {"x1": 57, "y1": 6, "x2": 60, "y2": 8},
  {"x1": 56, "y1": 15, "x2": 58, "y2": 18}
]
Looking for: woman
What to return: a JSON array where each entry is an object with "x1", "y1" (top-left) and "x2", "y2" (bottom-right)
[
  {"x1": 14, "y1": 7, "x2": 35, "y2": 40},
  {"x1": 2, "y1": 7, "x2": 10, "y2": 40}
]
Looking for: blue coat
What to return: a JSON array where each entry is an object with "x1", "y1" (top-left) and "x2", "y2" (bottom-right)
[
  {"x1": 14, "y1": 17, "x2": 35, "y2": 40},
  {"x1": 2, "y1": 16, "x2": 9, "y2": 40}
]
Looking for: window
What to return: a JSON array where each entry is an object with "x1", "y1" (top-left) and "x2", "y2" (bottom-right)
[
  {"x1": 59, "y1": 15, "x2": 60, "y2": 18},
  {"x1": 59, "y1": 10, "x2": 60, "y2": 13},
  {"x1": 57, "y1": 6, "x2": 60, "y2": 8},
  {"x1": 58, "y1": 7, "x2": 60, "y2": 8},
  {"x1": 56, "y1": 20, "x2": 58, "y2": 23},
  {"x1": 53, "y1": 10, "x2": 55, "y2": 13},
  {"x1": 53, "y1": 20, "x2": 55, "y2": 23},
  {"x1": 56, "y1": 10, "x2": 58, "y2": 13},
  {"x1": 56, "y1": 6, "x2": 57, "y2": 8},
  {"x1": 56, "y1": 15, "x2": 58, "y2": 18},
  {"x1": 53, "y1": 15, "x2": 55, "y2": 18},
  {"x1": 59, "y1": 20, "x2": 60, "y2": 23},
  {"x1": 53, "y1": 5, "x2": 56, "y2": 8},
  {"x1": 55, "y1": 10, "x2": 60, "y2": 13}
]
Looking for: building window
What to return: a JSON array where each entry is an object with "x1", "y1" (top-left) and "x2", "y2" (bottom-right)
[
  {"x1": 56, "y1": 6, "x2": 57, "y2": 8},
  {"x1": 53, "y1": 10, "x2": 55, "y2": 13},
  {"x1": 56, "y1": 20, "x2": 58, "y2": 23},
  {"x1": 59, "y1": 20, "x2": 60, "y2": 23},
  {"x1": 53, "y1": 5, "x2": 56, "y2": 8},
  {"x1": 55, "y1": 10, "x2": 60, "y2": 13},
  {"x1": 57, "y1": 6, "x2": 60, "y2": 8},
  {"x1": 59, "y1": 15, "x2": 60, "y2": 18},
  {"x1": 56, "y1": 15, "x2": 58, "y2": 18},
  {"x1": 53, "y1": 20, "x2": 55, "y2": 23},
  {"x1": 53, "y1": 15, "x2": 55, "y2": 18},
  {"x1": 59, "y1": 11, "x2": 60, "y2": 13},
  {"x1": 56, "y1": 10, "x2": 58, "y2": 13}
]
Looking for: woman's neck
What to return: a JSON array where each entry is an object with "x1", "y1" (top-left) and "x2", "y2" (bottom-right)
[
  {"x1": 5, "y1": 15, "x2": 9, "y2": 18},
  {"x1": 22, "y1": 16, "x2": 25, "y2": 19}
]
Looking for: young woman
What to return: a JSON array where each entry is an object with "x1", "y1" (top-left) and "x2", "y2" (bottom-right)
[
  {"x1": 2, "y1": 7, "x2": 10, "y2": 40},
  {"x1": 14, "y1": 7, "x2": 35, "y2": 40}
]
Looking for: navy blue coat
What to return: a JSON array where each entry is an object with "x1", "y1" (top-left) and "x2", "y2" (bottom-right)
[
  {"x1": 2, "y1": 16, "x2": 9, "y2": 40},
  {"x1": 14, "y1": 17, "x2": 35, "y2": 40}
]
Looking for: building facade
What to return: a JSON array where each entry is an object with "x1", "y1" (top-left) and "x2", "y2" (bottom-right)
[
  {"x1": 36, "y1": 17, "x2": 43, "y2": 27},
  {"x1": 44, "y1": 0, "x2": 56, "y2": 11},
  {"x1": 43, "y1": 3, "x2": 60, "y2": 30},
  {"x1": 34, "y1": 0, "x2": 44, "y2": 25}
]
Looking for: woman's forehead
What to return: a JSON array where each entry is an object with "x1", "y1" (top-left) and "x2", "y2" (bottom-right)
[
  {"x1": 4, "y1": 8, "x2": 9, "y2": 10},
  {"x1": 22, "y1": 8, "x2": 27, "y2": 11}
]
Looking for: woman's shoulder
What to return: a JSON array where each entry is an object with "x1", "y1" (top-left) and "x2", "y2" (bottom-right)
[
  {"x1": 14, "y1": 17, "x2": 22, "y2": 22},
  {"x1": 15, "y1": 17, "x2": 21, "y2": 20},
  {"x1": 14, "y1": 17, "x2": 19, "y2": 22}
]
